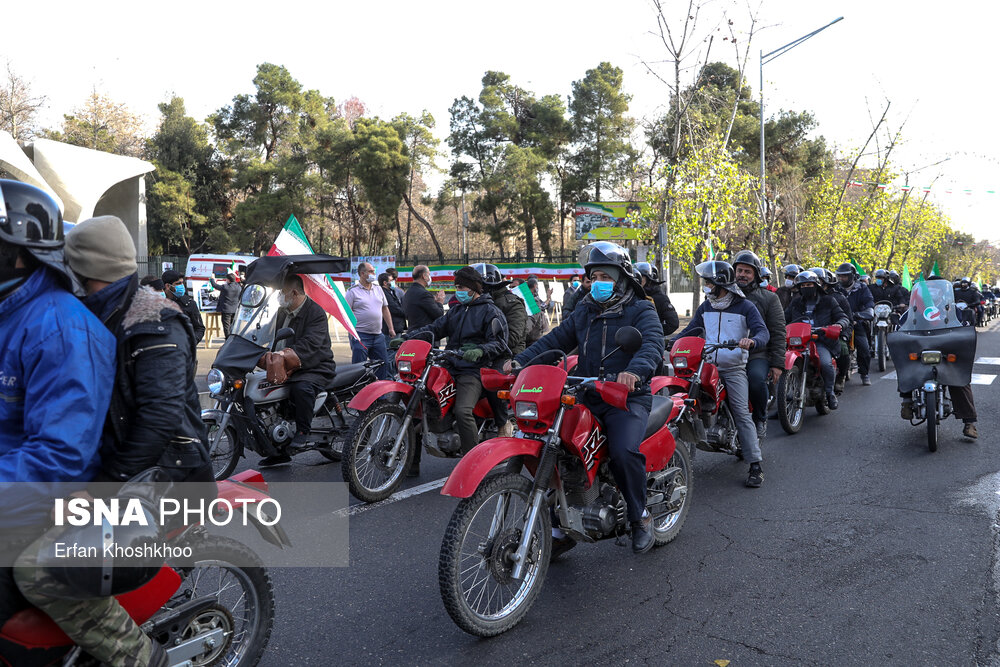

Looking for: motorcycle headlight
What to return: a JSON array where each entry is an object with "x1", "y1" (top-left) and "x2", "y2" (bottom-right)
[
  {"x1": 874, "y1": 304, "x2": 891, "y2": 318},
  {"x1": 397, "y1": 360, "x2": 411, "y2": 374},
  {"x1": 207, "y1": 369, "x2": 226, "y2": 395},
  {"x1": 515, "y1": 401, "x2": 538, "y2": 419},
  {"x1": 788, "y1": 336, "x2": 802, "y2": 347},
  {"x1": 921, "y1": 350, "x2": 942, "y2": 365},
  {"x1": 673, "y1": 357, "x2": 688, "y2": 369}
]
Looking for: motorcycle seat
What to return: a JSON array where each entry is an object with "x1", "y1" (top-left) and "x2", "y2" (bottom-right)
[
  {"x1": 326, "y1": 363, "x2": 368, "y2": 390},
  {"x1": 643, "y1": 395, "x2": 674, "y2": 440}
]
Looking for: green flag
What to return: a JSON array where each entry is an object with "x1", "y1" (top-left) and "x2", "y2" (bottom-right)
[
  {"x1": 901, "y1": 265, "x2": 912, "y2": 290},
  {"x1": 706, "y1": 238, "x2": 715, "y2": 260},
  {"x1": 849, "y1": 257, "x2": 866, "y2": 276},
  {"x1": 931, "y1": 261, "x2": 941, "y2": 278},
  {"x1": 513, "y1": 282, "x2": 540, "y2": 315}
]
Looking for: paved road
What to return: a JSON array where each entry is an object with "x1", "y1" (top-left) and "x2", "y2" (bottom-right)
[{"x1": 220, "y1": 322, "x2": 1000, "y2": 665}]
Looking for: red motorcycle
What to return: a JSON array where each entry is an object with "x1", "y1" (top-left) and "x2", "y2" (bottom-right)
[
  {"x1": 0, "y1": 470, "x2": 287, "y2": 667},
  {"x1": 437, "y1": 328, "x2": 692, "y2": 637},
  {"x1": 776, "y1": 322, "x2": 840, "y2": 434},
  {"x1": 343, "y1": 337, "x2": 499, "y2": 503}
]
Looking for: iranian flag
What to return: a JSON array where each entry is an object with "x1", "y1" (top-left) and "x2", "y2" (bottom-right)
[
  {"x1": 512, "y1": 282, "x2": 541, "y2": 315},
  {"x1": 267, "y1": 215, "x2": 359, "y2": 340}
]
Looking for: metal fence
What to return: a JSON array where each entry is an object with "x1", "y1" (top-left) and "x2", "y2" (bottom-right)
[{"x1": 136, "y1": 256, "x2": 188, "y2": 280}]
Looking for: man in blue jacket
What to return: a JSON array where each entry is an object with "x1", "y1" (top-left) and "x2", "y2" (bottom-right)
[
  {"x1": 0, "y1": 181, "x2": 148, "y2": 664},
  {"x1": 505, "y1": 243, "x2": 664, "y2": 553},
  {"x1": 673, "y1": 260, "x2": 770, "y2": 488}
]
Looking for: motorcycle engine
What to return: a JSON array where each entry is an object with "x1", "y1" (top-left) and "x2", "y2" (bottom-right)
[
  {"x1": 259, "y1": 406, "x2": 293, "y2": 445},
  {"x1": 580, "y1": 484, "x2": 627, "y2": 538}
]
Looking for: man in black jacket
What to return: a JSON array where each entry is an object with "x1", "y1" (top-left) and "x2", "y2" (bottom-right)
[
  {"x1": 954, "y1": 276, "x2": 983, "y2": 326},
  {"x1": 162, "y1": 269, "x2": 206, "y2": 343},
  {"x1": 636, "y1": 262, "x2": 679, "y2": 335},
  {"x1": 210, "y1": 271, "x2": 241, "y2": 337},
  {"x1": 379, "y1": 271, "x2": 407, "y2": 339},
  {"x1": 263, "y1": 274, "x2": 338, "y2": 465},
  {"x1": 733, "y1": 251, "x2": 786, "y2": 438},
  {"x1": 784, "y1": 270, "x2": 850, "y2": 409},
  {"x1": 403, "y1": 264, "x2": 444, "y2": 331}
]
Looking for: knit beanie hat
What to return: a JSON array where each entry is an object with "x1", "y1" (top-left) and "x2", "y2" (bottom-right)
[
  {"x1": 454, "y1": 266, "x2": 484, "y2": 292},
  {"x1": 161, "y1": 269, "x2": 183, "y2": 284},
  {"x1": 65, "y1": 215, "x2": 137, "y2": 283}
]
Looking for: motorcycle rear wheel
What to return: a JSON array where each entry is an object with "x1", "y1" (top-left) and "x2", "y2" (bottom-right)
[
  {"x1": 205, "y1": 417, "x2": 242, "y2": 481},
  {"x1": 161, "y1": 536, "x2": 274, "y2": 667},
  {"x1": 876, "y1": 331, "x2": 887, "y2": 372},
  {"x1": 926, "y1": 390, "x2": 939, "y2": 452},
  {"x1": 439, "y1": 472, "x2": 551, "y2": 637},
  {"x1": 777, "y1": 365, "x2": 804, "y2": 434},
  {"x1": 342, "y1": 401, "x2": 413, "y2": 503},
  {"x1": 653, "y1": 439, "x2": 693, "y2": 546}
]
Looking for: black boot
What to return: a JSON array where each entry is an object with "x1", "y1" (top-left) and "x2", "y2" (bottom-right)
[{"x1": 630, "y1": 511, "x2": 654, "y2": 554}]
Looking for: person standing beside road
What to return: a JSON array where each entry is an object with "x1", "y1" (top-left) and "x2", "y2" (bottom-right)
[
  {"x1": 209, "y1": 271, "x2": 241, "y2": 338},
  {"x1": 403, "y1": 264, "x2": 445, "y2": 332},
  {"x1": 562, "y1": 273, "x2": 591, "y2": 317},
  {"x1": 346, "y1": 261, "x2": 395, "y2": 379},
  {"x1": 386, "y1": 267, "x2": 405, "y2": 302},
  {"x1": 378, "y1": 272, "x2": 407, "y2": 342},
  {"x1": 162, "y1": 269, "x2": 206, "y2": 343},
  {"x1": 733, "y1": 251, "x2": 786, "y2": 440}
]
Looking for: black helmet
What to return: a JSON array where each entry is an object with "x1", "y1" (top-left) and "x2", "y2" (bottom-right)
[
  {"x1": 873, "y1": 268, "x2": 888, "y2": 280},
  {"x1": 470, "y1": 262, "x2": 507, "y2": 289},
  {"x1": 794, "y1": 270, "x2": 821, "y2": 288},
  {"x1": 807, "y1": 267, "x2": 836, "y2": 289},
  {"x1": 731, "y1": 250, "x2": 762, "y2": 280},
  {"x1": 835, "y1": 262, "x2": 857, "y2": 278},
  {"x1": 760, "y1": 266, "x2": 772, "y2": 279},
  {"x1": 783, "y1": 263, "x2": 802, "y2": 279},
  {"x1": 696, "y1": 260, "x2": 743, "y2": 297},
  {"x1": 581, "y1": 242, "x2": 642, "y2": 294},
  {"x1": 888, "y1": 270, "x2": 901, "y2": 285},
  {"x1": 634, "y1": 261, "x2": 662, "y2": 285},
  {"x1": 0, "y1": 179, "x2": 70, "y2": 284}
]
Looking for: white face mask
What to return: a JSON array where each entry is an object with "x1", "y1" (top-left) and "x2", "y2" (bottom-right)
[
  {"x1": 760, "y1": 281, "x2": 768, "y2": 288},
  {"x1": 785, "y1": 278, "x2": 794, "y2": 287},
  {"x1": 702, "y1": 285, "x2": 714, "y2": 295}
]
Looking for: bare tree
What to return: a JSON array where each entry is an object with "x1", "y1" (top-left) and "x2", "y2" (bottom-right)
[{"x1": 0, "y1": 62, "x2": 46, "y2": 141}]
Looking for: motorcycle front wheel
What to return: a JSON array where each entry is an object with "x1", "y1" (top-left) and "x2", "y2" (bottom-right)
[
  {"x1": 876, "y1": 330, "x2": 887, "y2": 372},
  {"x1": 205, "y1": 416, "x2": 242, "y2": 481},
  {"x1": 777, "y1": 365, "x2": 804, "y2": 434},
  {"x1": 439, "y1": 472, "x2": 551, "y2": 637},
  {"x1": 161, "y1": 536, "x2": 274, "y2": 667},
  {"x1": 926, "y1": 390, "x2": 939, "y2": 452},
  {"x1": 342, "y1": 401, "x2": 414, "y2": 502}
]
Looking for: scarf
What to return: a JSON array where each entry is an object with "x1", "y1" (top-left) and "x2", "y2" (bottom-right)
[{"x1": 707, "y1": 291, "x2": 735, "y2": 311}]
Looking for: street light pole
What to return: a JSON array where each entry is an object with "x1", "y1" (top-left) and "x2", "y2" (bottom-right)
[{"x1": 759, "y1": 16, "x2": 844, "y2": 242}]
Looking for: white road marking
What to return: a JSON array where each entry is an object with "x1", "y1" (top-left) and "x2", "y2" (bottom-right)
[
  {"x1": 333, "y1": 477, "x2": 448, "y2": 518},
  {"x1": 879, "y1": 371, "x2": 995, "y2": 385},
  {"x1": 975, "y1": 357, "x2": 1000, "y2": 365}
]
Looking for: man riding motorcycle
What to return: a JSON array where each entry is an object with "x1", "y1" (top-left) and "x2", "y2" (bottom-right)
[
  {"x1": 394, "y1": 265, "x2": 508, "y2": 459},
  {"x1": 835, "y1": 263, "x2": 875, "y2": 386},
  {"x1": 0, "y1": 184, "x2": 162, "y2": 667},
  {"x1": 954, "y1": 277, "x2": 983, "y2": 327},
  {"x1": 636, "y1": 261, "x2": 680, "y2": 335},
  {"x1": 776, "y1": 264, "x2": 802, "y2": 310},
  {"x1": 674, "y1": 260, "x2": 770, "y2": 487},
  {"x1": 732, "y1": 251, "x2": 786, "y2": 439},
  {"x1": 809, "y1": 268, "x2": 852, "y2": 394},
  {"x1": 504, "y1": 242, "x2": 663, "y2": 552},
  {"x1": 476, "y1": 262, "x2": 525, "y2": 440},
  {"x1": 784, "y1": 270, "x2": 850, "y2": 410}
]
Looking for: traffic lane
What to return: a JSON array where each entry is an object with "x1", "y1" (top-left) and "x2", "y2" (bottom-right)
[{"x1": 257, "y1": 334, "x2": 1000, "y2": 665}]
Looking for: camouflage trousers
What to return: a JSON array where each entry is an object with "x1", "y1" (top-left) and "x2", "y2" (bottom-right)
[{"x1": 12, "y1": 530, "x2": 156, "y2": 667}]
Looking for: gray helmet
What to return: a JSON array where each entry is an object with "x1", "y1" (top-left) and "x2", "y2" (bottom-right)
[
  {"x1": 807, "y1": 267, "x2": 836, "y2": 289},
  {"x1": 783, "y1": 264, "x2": 803, "y2": 279},
  {"x1": 581, "y1": 242, "x2": 643, "y2": 294},
  {"x1": 794, "y1": 270, "x2": 822, "y2": 288}
]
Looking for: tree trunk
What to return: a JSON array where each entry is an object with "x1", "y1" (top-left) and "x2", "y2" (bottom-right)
[
  {"x1": 402, "y1": 192, "x2": 445, "y2": 264},
  {"x1": 404, "y1": 165, "x2": 415, "y2": 258}
]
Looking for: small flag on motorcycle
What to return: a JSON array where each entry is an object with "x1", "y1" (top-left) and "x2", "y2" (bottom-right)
[{"x1": 901, "y1": 265, "x2": 912, "y2": 290}]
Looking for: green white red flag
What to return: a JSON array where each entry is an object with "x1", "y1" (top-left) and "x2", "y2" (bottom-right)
[
  {"x1": 267, "y1": 215, "x2": 359, "y2": 340},
  {"x1": 512, "y1": 282, "x2": 541, "y2": 315}
]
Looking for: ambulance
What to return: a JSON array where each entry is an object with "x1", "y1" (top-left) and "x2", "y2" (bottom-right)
[{"x1": 184, "y1": 254, "x2": 257, "y2": 312}]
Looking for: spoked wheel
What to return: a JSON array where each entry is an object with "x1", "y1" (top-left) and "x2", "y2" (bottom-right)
[
  {"x1": 439, "y1": 473, "x2": 551, "y2": 637},
  {"x1": 876, "y1": 330, "x2": 888, "y2": 372},
  {"x1": 342, "y1": 401, "x2": 413, "y2": 503},
  {"x1": 205, "y1": 416, "x2": 242, "y2": 481},
  {"x1": 777, "y1": 365, "x2": 804, "y2": 434},
  {"x1": 652, "y1": 438, "x2": 693, "y2": 546},
  {"x1": 159, "y1": 536, "x2": 274, "y2": 667},
  {"x1": 926, "y1": 390, "x2": 939, "y2": 452}
]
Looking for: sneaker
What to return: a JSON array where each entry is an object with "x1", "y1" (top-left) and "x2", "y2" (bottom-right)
[
  {"x1": 288, "y1": 432, "x2": 311, "y2": 452},
  {"x1": 755, "y1": 419, "x2": 767, "y2": 440},
  {"x1": 963, "y1": 423, "x2": 979, "y2": 440},
  {"x1": 900, "y1": 401, "x2": 914, "y2": 420},
  {"x1": 630, "y1": 511, "x2": 654, "y2": 554},
  {"x1": 258, "y1": 453, "x2": 291, "y2": 467},
  {"x1": 826, "y1": 392, "x2": 839, "y2": 410},
  {"x1": 746, "y1": 462, "x2": 763, "y2": 488},
  {"x1": 861, "y1": 375, "x2": 872, "y2": 386},
  {"x1": 551, "y1": 536, "x2": 577, "y2": 560}
]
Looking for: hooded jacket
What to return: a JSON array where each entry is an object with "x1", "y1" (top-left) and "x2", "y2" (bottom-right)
[
  {"x1": 674, "y1": 295, "x2": 769, "y2": 370},
  {"x1": 406, "y1": 293, "x2": 508, "y2": 376},
  {"x1": 515, "y1": 290, "x2": 664, "y2": 389},
  {"x1": 741, "y1": 282, "x2": 787, "y2": 369},
  {"x1": 0, "y1": 268, "x2": 115, "y2": 526}
]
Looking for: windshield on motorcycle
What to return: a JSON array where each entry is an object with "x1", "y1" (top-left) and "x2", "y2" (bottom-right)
[
  {"x1": 233, "y1": 284, "x2": 282, "y2": 348},
  {"x1": 899, "y1": 279, "x2": 962, "y2": 331}
]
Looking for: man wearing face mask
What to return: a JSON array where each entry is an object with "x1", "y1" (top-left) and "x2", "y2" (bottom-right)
[
  {"x1": 346, "y1": 261, "x2": 395, "y2": 380},
  {"x1": 835, "y1": 263, "x2": 875, "y2": 386},
  {"x1": 636, "y1": 262, "x2": 680, "y2": 336},
  {"x1": 562, "y1": 273, "x2": 591, "y2": 317},
  {"x1": 784, "y1": 270, "x2": 850, "y2": 409},
  {"x1": 673, "y1": 260, "x2": 770, "y2": 488},
  {"x1": 392, "y1": 266, "x2": 508, "y2": 456},
  {"x1": 505, "y1": 243, "x2": 663, "y2": 552},
  {"x1": 162, "y1": 269, "x2": 205, "y2": 343},
  {"x1": 732, "y1": 251, "x2": 786, "y2": 440},
  {"x1": 776, "y1": 264, "x2": 802, "y2": 310}
]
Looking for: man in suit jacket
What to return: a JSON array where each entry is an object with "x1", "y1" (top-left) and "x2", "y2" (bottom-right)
[
  {"x1": 403, "y1": 264, "x2": 444, "y2": 331},
  {"x1": 209, "y1": 272, "x2": 242, "y2": 337},
  {"x1": 263, "y1": 274, "x2": 337, "y2": 465}
]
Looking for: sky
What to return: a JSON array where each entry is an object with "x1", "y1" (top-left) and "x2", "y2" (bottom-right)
[{"x1": 6, "y1": 0, "x2": 998, "y2": 243}]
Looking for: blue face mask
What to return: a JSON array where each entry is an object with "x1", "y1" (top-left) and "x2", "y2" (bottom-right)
[
  {"x1": 455, "y1": 290, "x2": 473, "y2": 304},
  {"x1": 572, "y1": 280, "x2": 580, "y2": 288},
  {"x1": 173, "y1": 284, "x2": 186, "y2": 297},
  {"x1": 591, "y1": 281, "x2": 614, "y2": 302},
  {"x1": 875, "y1": 278, "x2": 883, "y2": 286}
]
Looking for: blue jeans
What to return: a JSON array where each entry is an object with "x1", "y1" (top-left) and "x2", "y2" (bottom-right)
[
  {"x1": 720, "y1": 368, "x2": 761, "y2": 463},
  {"x1": 816, "y1": 343, "x2": 837, "y2": 393},
  {"x1": 350, "y1": 332, "x2": 390, "y2": 380},
  {"x1": 584, "y1": 394, "x2": 651, "y2": 523}
]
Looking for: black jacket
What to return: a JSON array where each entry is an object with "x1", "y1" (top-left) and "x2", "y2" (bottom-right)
[
  {"x1": 276, "y1": 296, "x2": 337, "y2": 387},
  {"x1": 166, "y1": 290, "x2": 205, "y2": 343},
  {"x1": 829, "y1": 289, "x2": 853, "y2": 323},
  {"x1": 776, "y1": 285, "x2": 794, "y2": 310},
  {"x1": 86, "y1": 275, "x2": 211, "y2": 484},
  {"x1": 406, "y1": 293, "x2": 508, "y2": 376},
  {"x1": 644, "y1": 284, "x2": 679, "y2": 335},
  {"x1": 403, "y1": 283, "x2": 444, "y2": 330},
  {"x1": 491, "y1": 288, "x2": 528, "y2": 356},
  {"x1": 381, "y1": 286, "x2": 407, "y2": 335},
  {"x1": 516, "y1": 290, "x2": 663, "y2": 389},
  {"x1": 954, "y1": 286, "x2": 983, "y2": 307},
  {"x1": 784, "y1": 294, "x2": 850, "y2": 352},
  {"x1": 838, "y1": 281, "x2": 875, "y2": 323},
  {"x1": 743, "y1": 283, "x2": 787, "y2": 368},
  {"x1": 209, "y1": 278, "x2": 241, "y2": 314}
]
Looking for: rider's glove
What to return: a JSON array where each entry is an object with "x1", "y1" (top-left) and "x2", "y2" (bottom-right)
[
  {"x1": 389, "y1": 337, "x2": 405, "y2": 349},
  {"x1": 460, "y1": 343, "x2": 477, "y2": 352},
  {"x1": 822, "y1": 325, "x2": 842, "y2": 339},
  {"x1": 462, "y1": 347, "x2": 484, "y2": 362}
]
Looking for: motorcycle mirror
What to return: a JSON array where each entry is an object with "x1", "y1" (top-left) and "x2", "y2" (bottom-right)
[{"x1": 614, "y1": 326, "x2": 643, "y2": 354}]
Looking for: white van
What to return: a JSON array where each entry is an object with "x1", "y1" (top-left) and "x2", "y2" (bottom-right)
[{"x1": 184, "y1": 254, "x2": 256, "y2": 312}]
